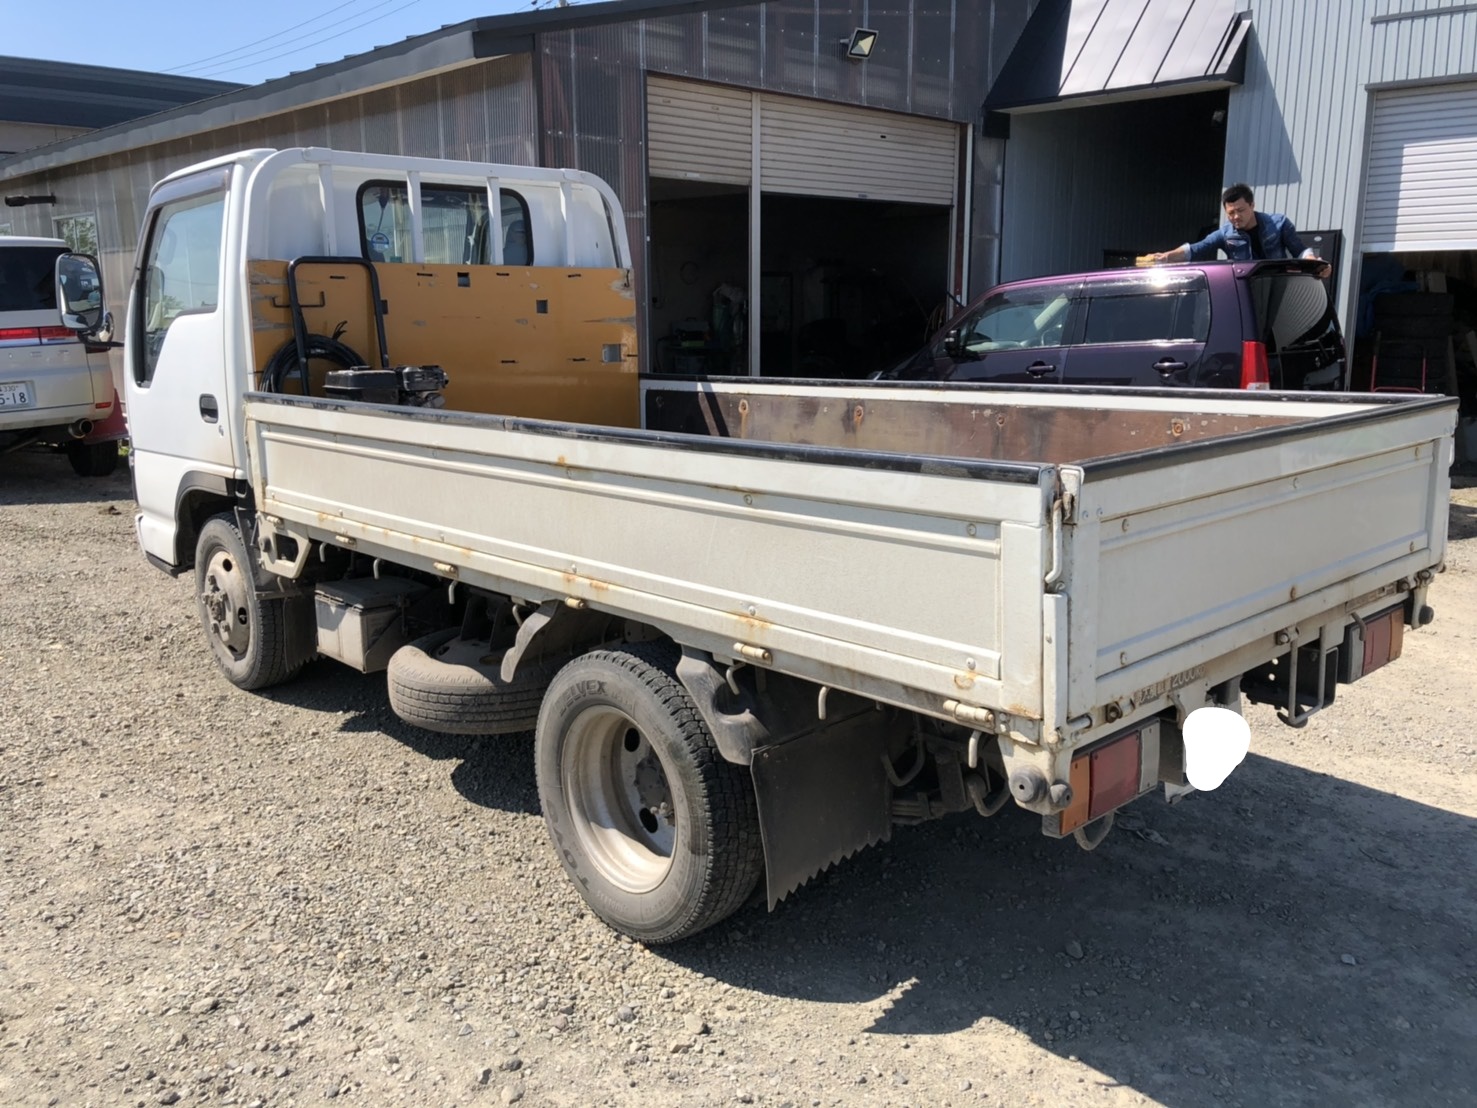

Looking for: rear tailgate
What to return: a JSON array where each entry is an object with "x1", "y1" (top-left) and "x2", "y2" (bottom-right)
[{"x1": 1064, "y1": 393, "x2": 1455, "y2": 719}]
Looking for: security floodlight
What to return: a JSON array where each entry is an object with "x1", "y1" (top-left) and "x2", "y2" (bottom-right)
[{"x1": 845, "y1": 28, "x2": 877, "y2": 60}]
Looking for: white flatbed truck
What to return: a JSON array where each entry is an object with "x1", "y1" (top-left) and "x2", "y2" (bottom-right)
[{"x1": 53, "y1": 148, "x2": 1455, "y2": 942}]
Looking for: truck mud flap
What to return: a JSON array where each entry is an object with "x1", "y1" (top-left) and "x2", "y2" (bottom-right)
[{"x1": 750, "y1": 712, "x2": 891, "y2": 909}]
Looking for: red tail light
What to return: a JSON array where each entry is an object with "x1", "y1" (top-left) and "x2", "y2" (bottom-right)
[
  {"x1": 1241, "y1": 340, "x2": 1271, "y2": 390},
  {"x1": 1060, "y1": 729, "x2": 1145, "y2": 834},
  {"x1": 0, "y1": 326, "x2": 80, "y2": 345}
]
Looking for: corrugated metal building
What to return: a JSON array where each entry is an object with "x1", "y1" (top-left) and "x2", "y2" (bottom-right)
[
  {"x1": 0, "y1": 56, "x2": 237, "y2": 158},
  {"x1": 2, "y1": 0, "x2": 1474, "y2": 387},
  {"x1": 0, "y1": 0, "x2": 1038, "y2": 381},
  {"x1": 985, "y1": 0, "x2": 1477, "y2": 394}
]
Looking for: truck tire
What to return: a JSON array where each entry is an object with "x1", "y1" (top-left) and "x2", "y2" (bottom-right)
[
  {"x1": 66, "y1": 439, "x2": 119, "y2": 477},
  {"x1": 195, "y1": 514, "x2": 311, "y2": 691},
  {"x1": 387, "y1": 629, "x2": 558, "y2": 735},
  {"x1": 535, "y1": 643, "x2": 762, "y2": 944}
]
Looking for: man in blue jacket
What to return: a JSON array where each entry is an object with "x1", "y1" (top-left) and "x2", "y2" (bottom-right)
[{"x1": 1149, "y1": 184, "x2": 1330, "y2": 275}]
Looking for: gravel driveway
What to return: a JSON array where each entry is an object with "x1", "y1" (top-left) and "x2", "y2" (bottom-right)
[{"x1": 3, "y1": 448, "x2": 1474, "y2": 1108}]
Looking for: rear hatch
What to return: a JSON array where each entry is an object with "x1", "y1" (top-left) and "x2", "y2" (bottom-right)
[
  {"x1": 1244, "y1": 260, "x2": 1345, "y2": 389},
  {"x1": 0, "y1": 243, "x2": 101, "y2": 420}
]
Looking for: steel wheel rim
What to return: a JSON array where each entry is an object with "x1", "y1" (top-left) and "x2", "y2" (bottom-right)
[
  {"x1": 562, "y1": 704, "x2": 677, "y2": 893},
  {"x1": 200, "y1": 547, "x2": 251, "y2": 660}
]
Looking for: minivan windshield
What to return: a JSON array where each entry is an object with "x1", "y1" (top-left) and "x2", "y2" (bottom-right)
[
  {"x1": 1249, "y1": 272, "x2": 1337, "y2": 350},
  {"x1": 0, "y1": 245, "x2": 66, "y2": 312}
]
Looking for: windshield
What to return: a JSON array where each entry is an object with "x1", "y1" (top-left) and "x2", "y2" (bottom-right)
[
  {"x1": 0, "y1": 245, "x2": 66, "y2": 312},
  {"x1": 1249, "y1": 272, "x2": 1337, "y2": 350}
]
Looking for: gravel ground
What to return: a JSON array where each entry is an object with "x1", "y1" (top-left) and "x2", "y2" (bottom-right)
[{"x1": 2, "y1": 447, "x2": 1475, "y2": 1108}]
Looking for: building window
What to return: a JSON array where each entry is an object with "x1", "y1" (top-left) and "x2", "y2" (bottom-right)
[{"x1": 53, "y1": 212, "x2": 99, "y2": 255}]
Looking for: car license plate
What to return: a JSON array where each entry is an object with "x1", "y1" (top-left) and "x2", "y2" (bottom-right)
[{"x1": 0, "y1": 381, "x2": 35, "y2": 409}]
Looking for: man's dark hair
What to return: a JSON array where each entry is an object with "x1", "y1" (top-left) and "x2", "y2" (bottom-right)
[{"x1": 1222, "y1": 183, "x2": 1255, "y2": 207}]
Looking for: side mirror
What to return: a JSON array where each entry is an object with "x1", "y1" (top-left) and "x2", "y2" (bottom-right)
[
  {"x1": 55, "y1": 252, "x2": 105, "y2": 335},
  {"x1": 942, "y1": 327, "x2": 963, "y2": 358}
]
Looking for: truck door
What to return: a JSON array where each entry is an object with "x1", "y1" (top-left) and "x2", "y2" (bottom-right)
[{"x1": 125, "y1": 167, "x2": 234, "y2": 566}]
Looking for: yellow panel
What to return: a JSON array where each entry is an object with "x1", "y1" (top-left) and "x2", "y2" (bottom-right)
[{"x1": 247, "y1": 259, "x2": 640, "y2": 427}]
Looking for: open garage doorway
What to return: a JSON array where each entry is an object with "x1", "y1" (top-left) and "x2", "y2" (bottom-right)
[
  {"x1": 645, "y1": 77, "x2": 963, "y2": 380},
  {"x1": 1354, "y1": 250, "x2": 1477, "y2": 416},
  {"x1": 647, "y1": 184, "x2": 952, "y2": 381},
  {"x1": 998, "y1": 90, "x2": 1229, "y2": 282},
  {"x1": 758, "y1": 194, "x2": 950, "y2": 379},
  {"x1": 647, "y1": 180, "x2": 749, "y2": 375},
  {"x1": 1355, "y1": 81, "x2": 1477, "y2": 427}
]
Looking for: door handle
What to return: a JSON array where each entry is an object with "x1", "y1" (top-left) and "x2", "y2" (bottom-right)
[
  {"x1": 1154, "y1": 359, "x2": 1188, "y2": 373},
  {"x1": 199, "y1": 394, "x2": 219, "y2": 423},
  {"x1": 1025, "y1": 361, "x2": 1057, "y2": 377}
]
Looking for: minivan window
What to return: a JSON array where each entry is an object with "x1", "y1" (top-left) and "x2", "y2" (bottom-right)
[
  {"x1": 0, "y1": 245, "x2": 66, "y2": 312},
  {"x1": 358, "y1": 182, "x2": 532, "y2": 266},
  {"x1": 1250, "y1": 273, "x2": 1335, "y2": 350},
  {"x1": 953, "y1": 288, "x2": 1072, "y2": 354},
  {"x1": 1081, "y1": 289, "x2": 1209, "y2": 345}
]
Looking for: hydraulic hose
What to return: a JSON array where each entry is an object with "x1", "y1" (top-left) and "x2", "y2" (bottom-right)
[{"x1": 261, "y1": 332, "x2": 365, "y2": 395}]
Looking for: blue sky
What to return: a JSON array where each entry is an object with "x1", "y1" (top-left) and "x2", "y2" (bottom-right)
[{"x1": 8, "y1": 1, "x2": 580, "y2": 86}]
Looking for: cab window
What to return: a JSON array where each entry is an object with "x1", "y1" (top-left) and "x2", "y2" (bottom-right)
[
  {"x1": 136, "y1": 191, "x2": 226, "y2": 385},
  {"x1": 357, "y1": 183, "x2": 532, "y2": 266}
]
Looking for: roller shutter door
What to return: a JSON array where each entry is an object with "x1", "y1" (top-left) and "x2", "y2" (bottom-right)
[
  {"x1": 647, "y1": 76, "x2": 753, "y2": 186},
  {"x1": 647, "y1": 77, "x2": 959, "y2": 207},
  {"x1": 758, "y1": 92, "x2": 958, "y2": 206},
  {"x1": 1363, "y1": 81, "x2": 1477, "y2": 252}
]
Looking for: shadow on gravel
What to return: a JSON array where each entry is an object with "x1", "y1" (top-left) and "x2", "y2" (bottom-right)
[
  {"x1": 660, "y1": 752, "x2": 1477, "y2": 1108},
  {"x1": 0, "y1": 447, "x2": 133, "y2": 506},
  {"x1": 1449, "y1": 498, "x2": 1477, "y2": 541},
  {"x1": 258, "y1": 662, "x2": 542, "y2": 814}
]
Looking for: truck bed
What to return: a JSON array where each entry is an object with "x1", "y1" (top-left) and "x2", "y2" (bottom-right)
[{"x1": 245, "y1": 380, "x2": 1454, "y2": 746}]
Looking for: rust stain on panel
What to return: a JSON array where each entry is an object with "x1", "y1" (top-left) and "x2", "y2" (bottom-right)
[{"x1": 643, "y1": 384, "x2": 1310, "y2": 465}]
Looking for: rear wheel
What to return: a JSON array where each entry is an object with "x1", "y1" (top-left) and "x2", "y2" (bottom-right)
[
  {"x1": 66, "y1": 439, "x2": 119, "y2": 477},
  {"x1": 535, "y1": 643, "x2": 762, "y2": 943},
  {"x1": 195, "y1": 514, "x2": 311, "y2": 690}
]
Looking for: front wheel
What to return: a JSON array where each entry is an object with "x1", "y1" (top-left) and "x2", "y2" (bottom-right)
[
  {"x1": 535, "y1": 644, "x2": 762, "y2": 944},
  {"x1": 195, "y1": 514, "x2": 312, "y2": 690}
]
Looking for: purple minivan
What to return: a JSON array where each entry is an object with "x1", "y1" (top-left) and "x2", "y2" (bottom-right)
[{"x1": 885, "y1": 258, "x2": 1345, "y2": 391}]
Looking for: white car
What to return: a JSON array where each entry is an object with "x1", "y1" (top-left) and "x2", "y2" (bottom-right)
[{"x1": 0, "y1": 236, "x2": 118, "y2": 475}]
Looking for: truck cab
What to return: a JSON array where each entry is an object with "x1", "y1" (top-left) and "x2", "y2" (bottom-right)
[{"x1": 120, "y1": 147, "x2": 636, "y2": 574}]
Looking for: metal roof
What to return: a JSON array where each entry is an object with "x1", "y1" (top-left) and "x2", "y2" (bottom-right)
[
  {"x1": 984, "y1": 0, "x2": 1251, "y2": 113},
  {"x1": 0, "y1": 0, "x2": 755, "y2": 179},
  {"x1": 0, "y1": 56, "x2": 239, "y2": 129}
]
